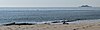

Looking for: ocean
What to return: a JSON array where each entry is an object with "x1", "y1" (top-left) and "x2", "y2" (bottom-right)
[{"x1": 0, "y1": 7, "x2": 100, "y2": 24}]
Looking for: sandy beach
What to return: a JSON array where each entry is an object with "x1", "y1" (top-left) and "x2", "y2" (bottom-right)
[{"x1": 0, "y1": 19, "x2": 100, "y2": 30}]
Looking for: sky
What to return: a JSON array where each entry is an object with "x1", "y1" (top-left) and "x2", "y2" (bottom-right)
[{"x1": 0, "y1": 0, "x2": 99, "y2": 7}]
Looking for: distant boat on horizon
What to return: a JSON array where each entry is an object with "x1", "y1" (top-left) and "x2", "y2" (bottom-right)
[{"x1": 79, "y1": 5, "x2": 92, "y2": 7}]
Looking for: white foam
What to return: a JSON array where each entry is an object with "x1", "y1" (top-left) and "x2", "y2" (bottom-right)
[{"x1": 1, "y1": 19, "x2": 100, "y2": 25}]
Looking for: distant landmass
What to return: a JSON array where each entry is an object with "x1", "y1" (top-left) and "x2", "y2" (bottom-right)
[{"x1": 80, "y1": 5, "x2": 92, "y2": 7}]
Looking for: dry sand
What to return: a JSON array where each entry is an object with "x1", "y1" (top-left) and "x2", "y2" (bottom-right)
[{"x1": 0, "y1": 20, "x2": 100, "y2": 30}]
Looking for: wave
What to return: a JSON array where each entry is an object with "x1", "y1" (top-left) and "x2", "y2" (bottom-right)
[{"x1": 0, "y1": 19, "x2": 100, "y2": 26}]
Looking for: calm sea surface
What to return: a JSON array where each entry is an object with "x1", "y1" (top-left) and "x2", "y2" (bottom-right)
[{"x1": 0, "y1": 7, "x2": 100, "y2": 24}]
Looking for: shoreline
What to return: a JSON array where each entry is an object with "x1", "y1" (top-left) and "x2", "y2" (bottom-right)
[
  {"x1": 1, "y1": 19, "x2": 100, "y2": 26},
  {"x1": 0, "y1": 19, "x2": 100, "y2": 30}
]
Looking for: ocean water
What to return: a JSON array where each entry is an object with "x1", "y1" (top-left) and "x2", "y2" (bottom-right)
[{"x1": 0, "y1": 7, "x2": 100, "y2": 24}]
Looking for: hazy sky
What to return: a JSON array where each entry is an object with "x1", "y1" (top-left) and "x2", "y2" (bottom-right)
[{"x1": 0, "y1": 0, "x2": 99, "y2": 7}]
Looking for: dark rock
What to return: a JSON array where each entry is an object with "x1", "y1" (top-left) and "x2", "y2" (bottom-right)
[
  {"x1": 62, "y1": 20, "x2": 69, "y2": 24},
  {"x1": 3, "y1": 22, "x2": 35, "y2": 26},
  {"x1": 51, "y1": 21, "x2": 61, "y2": 23},
  {"x1": 63, "y1": 22, "x2": 69, "y2": 24},
  {"x1": 14, "y1": 23, "x2": 35, "y2": 25}
]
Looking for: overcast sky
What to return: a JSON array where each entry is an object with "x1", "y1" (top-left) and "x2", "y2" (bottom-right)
[{"x1": 0, "y1": 0, "x2": 99, "y2": 7}]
